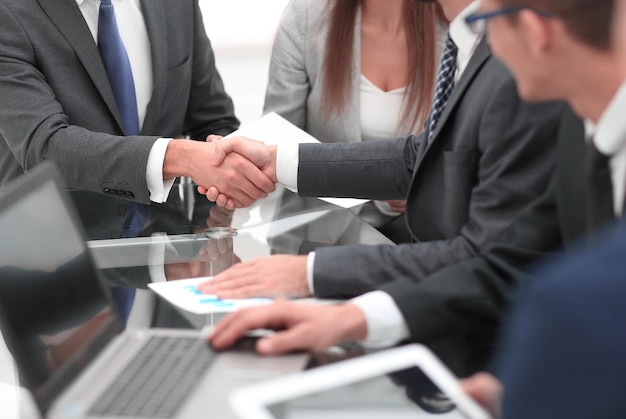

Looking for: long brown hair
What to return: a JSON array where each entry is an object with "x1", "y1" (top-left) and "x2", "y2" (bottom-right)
[{"x1": 321, "y1": 0, "x2": 444, "y2": 132}]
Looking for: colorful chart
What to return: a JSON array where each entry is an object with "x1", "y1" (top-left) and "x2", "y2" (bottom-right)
[{"x1": 148, "y1": 277, "x2": 272, "y2": 314}]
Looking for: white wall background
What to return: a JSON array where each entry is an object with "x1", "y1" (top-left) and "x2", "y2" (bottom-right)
[{"x1": 199, "y1": 0, "x2": 292, "y2": 125}]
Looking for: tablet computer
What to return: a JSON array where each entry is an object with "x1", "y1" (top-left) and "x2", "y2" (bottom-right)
[{"x1": 229, "y1": 344, "x2": 491, "y2": 419}]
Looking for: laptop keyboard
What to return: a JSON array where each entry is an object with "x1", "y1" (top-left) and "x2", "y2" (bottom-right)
[{"x1": 88, "y1": 336, "x2": 215, "y2": 418}]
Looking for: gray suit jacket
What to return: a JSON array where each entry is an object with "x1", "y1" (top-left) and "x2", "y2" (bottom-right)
[
  {"x1": 0, "y1": 0, "x2": 238, "y2": 203},
  {"x1": 298, "y1": 39, "x2": 565, "y2": 300},
  {"x1": 263, "y1": 0, "x2": 422, "y2": 143}
]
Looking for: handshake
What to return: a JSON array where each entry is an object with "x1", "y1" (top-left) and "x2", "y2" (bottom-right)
[{"x1": 174, "y1": 135, "x2": 279, "y2": 210}]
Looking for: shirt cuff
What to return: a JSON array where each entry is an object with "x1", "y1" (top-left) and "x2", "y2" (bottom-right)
[
  {"x1": 276, "y1": 144, "x2": 299, "y2": 192},
  {"x1": 373, "y1": 200, "x2": 402, "y2": 216},
  {"x1": 306, "y1": 252, "x2": 316, "y2": 294},
  {"x1": 350, "y1": 291, "x2": 410, "y2": 348},
  {"x1": 147, "y1": 137, "x2": 175, "y2": 203}
]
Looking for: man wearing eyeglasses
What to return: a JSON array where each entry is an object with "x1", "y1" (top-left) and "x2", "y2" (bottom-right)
[{"x1": 458, "y1": 0, "x2": 625, "y2": 417}]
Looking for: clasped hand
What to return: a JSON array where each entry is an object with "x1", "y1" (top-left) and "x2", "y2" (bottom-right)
[
  {"x1": 198, "y1": 136, "x2": 278, "y2": 209},
  {"x1": 167, "y1": 137, "x2": 276, "y2": 210}
]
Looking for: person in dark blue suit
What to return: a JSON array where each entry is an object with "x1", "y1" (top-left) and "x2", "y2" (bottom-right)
[
  {"x1": 463, "y1": 219, "x2": 626, "y2": 419},
  {"x1": 501, "y1": 222, "x2": 626, "y2": 418}
]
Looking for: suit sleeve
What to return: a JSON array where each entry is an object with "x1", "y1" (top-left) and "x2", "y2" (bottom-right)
[
  {"x1": 262, "y1": 0, "x2": 310, "y2": 129},
  {"x1": 307, "y1": 75, "x2": 563, "y2": 298},
  {"x1": 0, "y1": 2, "x2": 157, "y2": 202},
  {"x1": 367, "y1": 110, "x2": 580, "y2": 345},
  {"x1": 379, "y1": 178, "x2": 564, "y2": 342},
  {"x1": 182, "y1": 0, "x2": 239, "y2": 138},
  {"x1": 297, "y1": 135, "x2": 419, "y2": 200}
]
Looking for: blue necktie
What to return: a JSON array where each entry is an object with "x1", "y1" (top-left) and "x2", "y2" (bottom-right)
[
  {"x1": 98, "y1": 0, "x2": 141, "y2": 323},
  {"x1": 427, "y1": 33, "x2": 458, "y2": 144},
  {"x1": 98, "y1": 0, "x2": 140, "y2": 136}
]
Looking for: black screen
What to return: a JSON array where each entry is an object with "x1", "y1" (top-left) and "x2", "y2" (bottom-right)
[{"x1": 0, "y1": 175, "x2": 121, "y2": 413}]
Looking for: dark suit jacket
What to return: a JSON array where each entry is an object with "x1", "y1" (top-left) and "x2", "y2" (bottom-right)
[
  {"x1": 496, "y1": 218, "x2": 626, "y2": 419},
  {"x1": 378, "y1": 109, "x2": 588, "y2": 374},
  {"x1": 0, "y1": 0, "x2": 238, "y2": 202},
  {"x1": 297, "y1": 39, "x2": 565, "y2": 299}
]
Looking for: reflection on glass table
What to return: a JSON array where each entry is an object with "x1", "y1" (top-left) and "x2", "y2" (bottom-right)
[
  {"x1": 69, "y1": 184, "x2": 394, "y2": 330},
  {"x1": 84, "y1": 187, "x2": 393, "y2": 278}
]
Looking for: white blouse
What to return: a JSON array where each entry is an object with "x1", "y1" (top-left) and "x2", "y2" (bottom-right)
[{"x1": 360, "y1": 74, "x2": 407, "y2": 141}]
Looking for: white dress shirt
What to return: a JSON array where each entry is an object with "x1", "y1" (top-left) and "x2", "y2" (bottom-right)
[
  {"x1": 76, "y1": 0, "x2": 173, "y2": 202},
  {"x1": 275, "y1": 2, "x2": 481, "y2": 346},
  {"x1": 594, "y1": 82, "x2": 626, "y2": 216}
]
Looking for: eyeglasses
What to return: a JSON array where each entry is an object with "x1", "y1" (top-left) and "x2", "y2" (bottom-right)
[{"x1": 465, "y1": 6, "x2": 554, "y2": 34}]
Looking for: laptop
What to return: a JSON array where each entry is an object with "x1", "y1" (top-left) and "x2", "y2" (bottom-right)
[
  {"x1": 0, "y1": 163, "x2": 308, "y2": 419},
  {"x1": 230, "y1": 344, "x2": 492, "y2": 419}
]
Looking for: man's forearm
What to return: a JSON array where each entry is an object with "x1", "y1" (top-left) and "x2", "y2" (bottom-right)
[{"x1": 162, "y1": 139, "x2": 198, "y2": 180}]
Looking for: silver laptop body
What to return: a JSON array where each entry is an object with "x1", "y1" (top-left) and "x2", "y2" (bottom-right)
[{"x1": 0, "y1": 163, "x2": 306, "y2": 419}]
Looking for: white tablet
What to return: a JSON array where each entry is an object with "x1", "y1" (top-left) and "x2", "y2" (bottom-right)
[{"x1": 229, "y1": 344, "x2": 492, "y2": 419}]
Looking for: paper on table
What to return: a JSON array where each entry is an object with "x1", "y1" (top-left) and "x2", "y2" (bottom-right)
[
  {"x1": 148, "y1": 277, "x2": 342, "y2": 315},
  {"x1": 225, "y1": 111, "x2": 317, "y2": 145},
  {"x1": 148, "y1": 277, "x2": 272, "y2": 314},
  {"x1": 226, "y1": 113, "x2": 368, "y2": 209}
]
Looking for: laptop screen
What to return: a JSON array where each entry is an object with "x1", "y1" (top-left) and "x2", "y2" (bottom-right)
[{"x1": 0, "y1": 165, "x2": 123, "y2": 413}]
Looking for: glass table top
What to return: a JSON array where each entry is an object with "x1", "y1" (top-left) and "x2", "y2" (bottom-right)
[
  {"x1": 68, "y1": 184, "x2": 394, "y2": 330},
  {"x1": 0, "y1": 181, "x2": 478, "y2": 419}
]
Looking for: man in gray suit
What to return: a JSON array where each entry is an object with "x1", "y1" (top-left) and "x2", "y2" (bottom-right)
[
  {"x1": 0, "y1": 0, "x2": 274, "y2": 208},
  {"x1": 200, "y1": 0, "x2": 563, "y2": 299}
]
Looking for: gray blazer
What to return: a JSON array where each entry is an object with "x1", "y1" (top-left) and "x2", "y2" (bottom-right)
[
  {"x1": 297, "y1": 39, "x2": 566, "y2": 299},
  {"x1": 0, "y1": 0, "x2": 238, "y2": 203},
  {"x1": 263, "y1": 0, "x2": 421, "y2": 143}
]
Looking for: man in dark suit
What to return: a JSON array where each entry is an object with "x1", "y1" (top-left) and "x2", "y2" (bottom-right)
[
  {"x1": 208, "y1": 0, "x2": 623, "y2": 375},
  {"x1": 199, "y1": 0, "x2": 564, "y2": 304},
  {"x1": 0, "y1": 0, "x2": 274, "y2": 208},
  {"x1": 462, "y1": 1, "x2": 626, "y2": 416}
]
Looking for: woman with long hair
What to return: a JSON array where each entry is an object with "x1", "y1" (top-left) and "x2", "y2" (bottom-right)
[{"x1": 263, "y1": 0, "x2": 444, "y2": 240}]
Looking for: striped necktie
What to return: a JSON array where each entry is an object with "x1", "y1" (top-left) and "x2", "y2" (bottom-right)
[{"x1": 427, "y1": 33, "x2": 458, "y2": 144}]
